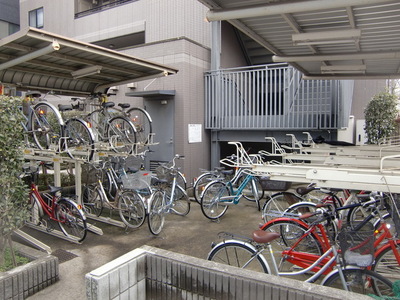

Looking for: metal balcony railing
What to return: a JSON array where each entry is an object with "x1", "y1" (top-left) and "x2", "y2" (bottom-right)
[{"x1": 204, "y1": 64, "x2": 353, "y2": 130}]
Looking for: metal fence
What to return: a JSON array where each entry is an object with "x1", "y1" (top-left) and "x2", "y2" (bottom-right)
[{"x1": 204, "y1": 64, "x2": 353, "y2": 130}]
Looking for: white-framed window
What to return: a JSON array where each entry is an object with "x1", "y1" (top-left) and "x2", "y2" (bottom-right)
[{"x1": 29, "y1": 7, "x2": 44, "y2": 28}]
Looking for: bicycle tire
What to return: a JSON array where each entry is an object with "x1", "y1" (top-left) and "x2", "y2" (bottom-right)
[
  {"x1": 30, "y1": 102, "x2": 64, "y2": 150},
  {"x1": 200, "y1": 181, "x2": 229, "y2": 220},
  {"x1": 372, "y1": 240, "x2": 400, "y2": 283},
  {"x1": 56, "y1": 198, "x2": 87, "y2": 242},
  {"x1": 148, "y1": 190, "x2": 165, "y2": 235},
  {"x1": 176, "y1": 171, "x2": 187, "y2": 191},
  {"x1": 207, "y1": 240, "x2": 269, "y2": 273},
  {"x1": 193, "y1": 172, "x2": 219, "y2": 204},
  {"x1": 322, "y1": 268, "x2": 393, "y2": 296},
  {"x1": 64, "y1": 118, "x2": 95, "y2": 162},
  {"x1": 262, "y1": 192, "x2": 303, "y2": 223},
  {"x1": 126, "y1": 107, "x2": 153, "y2": 146},
  {"x1": 107, "y1": 116, "x2": 136, "y2": 154},
  {"x1": 82, "y1": 184, "x2": 103, "y2": 217},
  {"x1": 167, "y1": 185, "x2": 190, "y2": 216},
  {"x1": 118, "y1": 190, "x2": 146, "y2": 228}
]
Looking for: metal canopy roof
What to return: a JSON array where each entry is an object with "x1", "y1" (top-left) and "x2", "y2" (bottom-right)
[
  {"x1": 198, "y1": 0, "x2": 400, "y2": 79},
  {"x1": 0, "y1": 27, "x2": 178, "y2": 96}
]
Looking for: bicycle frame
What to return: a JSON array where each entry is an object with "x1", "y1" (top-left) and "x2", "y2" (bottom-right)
[
  {"x1": 220, "y1": 169, "x2": 257, "y2": 204},
  {"x1": 30, "y1": 183, "x2": 59, "y2": 221}
]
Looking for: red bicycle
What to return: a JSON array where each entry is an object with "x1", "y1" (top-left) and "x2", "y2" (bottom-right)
[{"x1": 25, "y1": 164, "x2": 88, "y2": 242}]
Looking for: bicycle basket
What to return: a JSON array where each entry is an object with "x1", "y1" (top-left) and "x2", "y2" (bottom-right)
[
  {"x1": 338, "y1": 222, "x2": 375, "y2": 267},
  {"x1": 121, "y1": 171, "x2": 152, "y2": 190},
  {"x1": 155, "y1": 164, "x2": 174, "y2": 183}
]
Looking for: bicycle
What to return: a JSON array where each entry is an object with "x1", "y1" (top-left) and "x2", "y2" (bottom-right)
[
  {"x1": 261, "y1": 183, "x2": 348, "y2": 223},
  {"x1": 200, "y1": 166, "x2": 263, "y2": 220},
  {"x1": 71, "y1": 95, "x2": 153, "y2": 152},
  {"x1": 82, "y1": 160, "x2": 146, "y2": 229},
  {"x1": 20, "y1": 94, "x2": 96, "y2": 162},
  {"x1": 57, "y1": 104, "x2": 96, "y2": 162},
  {"x1": 147, "y1": 154, "x2": 190, "y2": 235},
  {"x1": 207, "y1": 208, "x2": 394, "y2": 296},
  {"x1": 262, "y1": 193, "x2": 400, "y2": 284},
  {"x1": 24, "y1": 163, "x2": 88, "y2": 242},
  {"x1": 20, "y1": 94, "x2": 63, "y2": 151},
  {"x1": 72, "y1": 94, "x2": 137, "y2": 154}
]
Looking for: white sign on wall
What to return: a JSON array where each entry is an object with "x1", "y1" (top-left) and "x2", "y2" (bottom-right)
[{"x1": 188, "y1": 124, "x2": 202, "y2": 143}]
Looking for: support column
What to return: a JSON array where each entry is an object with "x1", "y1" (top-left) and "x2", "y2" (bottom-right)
[{"x1": 211, "y1": 21, "x2": 221, "y2": 71}]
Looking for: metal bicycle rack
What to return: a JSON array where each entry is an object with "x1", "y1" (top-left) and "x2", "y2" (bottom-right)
[
  {"x1": 22, "y1": 148, "x2": 104, "y2": 246},
  {"x1": 231, "y1": 134, "x2": 400, "y2": 194}
]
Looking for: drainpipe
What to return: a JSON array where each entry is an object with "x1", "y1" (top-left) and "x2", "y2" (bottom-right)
[{"x1": 0, "y1": 40, "x2": 60, "y2": 71}]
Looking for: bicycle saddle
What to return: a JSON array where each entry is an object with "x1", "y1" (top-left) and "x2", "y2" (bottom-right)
[
  {"x1": 252, "y1": 230, "x2": 280, "y2": 244},
  {"x1": 102, "y1": 102, "x2": 115, "y2": 108},
  {"x1": 58, "y1": 104, "x2": 73, "y2": 111},
  {"x1": 118, "y1": 103, "x2": 130, "y2": 109},
  {"x1": 48, "y1": 185, "x2": 63, "y2": 195}
]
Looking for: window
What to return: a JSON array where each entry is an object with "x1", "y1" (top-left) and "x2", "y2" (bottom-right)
[
  {"x1": 75, "y1": 0, "x2": 137, "y2": 18},
  {"x1": 29, "y1": 7, "x2": 44, "y2": 28}
]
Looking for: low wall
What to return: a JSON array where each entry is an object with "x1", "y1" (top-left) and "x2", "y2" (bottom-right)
[
  {"x1": 86, "y1": 245, "x2": 371, "y2": 300},
  {"x1": 0, "y1": 243, "x2": 59, "y2": 300}
]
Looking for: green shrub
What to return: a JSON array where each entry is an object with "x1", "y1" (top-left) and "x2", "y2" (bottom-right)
[
  {"x1": 364, "y1": 91, "x2": 398, "y2": 144},
  {"x1": 0, "y1": 95, "x2": 29, "y2": 267}
]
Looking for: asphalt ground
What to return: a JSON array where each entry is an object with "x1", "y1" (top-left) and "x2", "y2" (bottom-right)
[{"x1": 20, "y1": 196, "x2": 267, "y2": 300}]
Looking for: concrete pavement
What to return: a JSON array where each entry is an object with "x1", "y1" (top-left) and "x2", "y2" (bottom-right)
[{"x1": 21, "y1": 197, "x2": 265, "y2": 299}]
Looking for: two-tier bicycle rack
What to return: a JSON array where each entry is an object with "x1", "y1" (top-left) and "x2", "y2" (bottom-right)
[
  {"x1": 228, "y1": 134, "x2": 400, "y2": 195},
  {"x1": 21, "y1": 147, "x2": 104, "y2": 248}
]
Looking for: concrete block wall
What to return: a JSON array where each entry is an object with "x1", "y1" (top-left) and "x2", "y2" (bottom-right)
[
  {"x1": 86, "y1": 245, "x2": 371, "y2": 300},
  {"x1": 0, "y1": 254, "x2": 59, "y2": 300}
]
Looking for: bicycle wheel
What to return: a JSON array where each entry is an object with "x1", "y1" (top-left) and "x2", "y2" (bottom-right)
[
  {"x1": 118, "y1": 190, "x2": 146, "y2": 228},
  {"x1": 200, "y1": 181, "x2": 230, "y2": 220},
  {"x1": 30, "y1": 102, "x2": 63, "y2": 150},
  {"x1": 64, "y1": 118, "x2": 95, "y2": 162},
  {"x1": 126, "y1": 107, "x2": 153, "y2": 146},
  {"x1": 56, "y1": 199, "x2": 87, "y2": 242},
  {"x1": 262, "y1": 219, "x2": 323, "y2": 253},
  {"x1": 193, "y1": 173, "x2": 219, "y2": 204},
  {"x1": 167, "y1": 185, "x2": 190, "y2": 216},
  {"x1": 176, "y1": 171, "x2": 187, "y2": 190},
  {"x1": 207, "y1": 241, "x2": 269, "y2": 273},
  {"x1": 148, "y1": 190, "x2": 165, "y2": 235},
  {"x1": 323, "y1": 268, "x2": 393, "y2": 296},
  {"x1": 107, "y1": 116, "x2": 136, "y2": 154},
  {"x1": 262, "y1": 192, "x2": 303, "y2": 223},
  {"x1": 240, "y1": 176, "x2": 264, "y2": 203},
  {"x1": 82, "y1": 184, "x2": 103, "y2": 217},
  {"x1": 372, "y1": 241, "x2": 400, "y2": 283}
]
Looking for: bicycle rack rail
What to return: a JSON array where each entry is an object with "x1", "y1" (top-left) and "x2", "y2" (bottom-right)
[{"x1": 251, "y1": 133, "x2": 400, "y2": 193}]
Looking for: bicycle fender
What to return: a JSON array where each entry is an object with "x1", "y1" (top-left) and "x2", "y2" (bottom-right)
[
  {"x1": 259, "y1": 217, "x2": 310, "y2": 230},
  {"x1": 61, "y1": 198, "x2": 87, "y2": 220},
  {"x1": 208, "y1": 239, "x2": 271, "y2": 274}
]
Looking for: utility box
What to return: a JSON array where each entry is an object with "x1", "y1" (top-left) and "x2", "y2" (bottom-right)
[{"x1": 356, "y1": 119, "x2": 368, "y2": 145}]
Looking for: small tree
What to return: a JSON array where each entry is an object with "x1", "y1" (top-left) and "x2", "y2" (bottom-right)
[
  {"x1": 364, "y1": 91, "x2": 398, "y2": 144},
  {"x1": 0, "y1": 95, "x2": 29, "y2": 266}
]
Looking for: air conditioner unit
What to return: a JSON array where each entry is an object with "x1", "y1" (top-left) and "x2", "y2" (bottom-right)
[{"x1": 127, "y1": 83, "x2": 137, "y2": 89}]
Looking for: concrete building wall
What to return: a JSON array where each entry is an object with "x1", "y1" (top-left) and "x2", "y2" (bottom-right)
[{"x1": 18, "y1": 0, "x2": 217, "y2": 182}]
